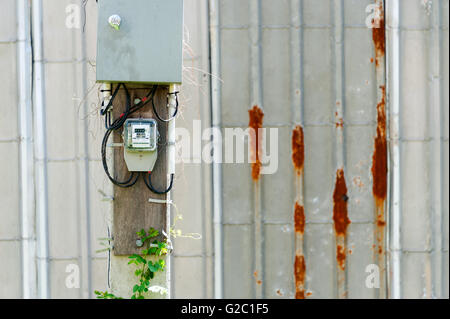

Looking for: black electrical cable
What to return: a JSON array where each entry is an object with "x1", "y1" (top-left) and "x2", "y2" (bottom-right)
[
  {"x1": 101, "y1": 83, "x2": 132, "y2": 130},
  {"x1": 142, "y1": 172, "x2": 174, "y2": 195},
  {"x1": 101, "y1": 126, "x2": 139, "y2": 187},
  {"x1": 152, "y1": 91, "x2": 179, "y2": 122},
  {"x1": 100, "y1": 83, "x2": 154, "y2": 188},
  {"x1": 129, "y1": 85, "x2": 158, "y2": 115},
  {"x1": 100, "y1": 83, "x2": 175, "y2": 192}
]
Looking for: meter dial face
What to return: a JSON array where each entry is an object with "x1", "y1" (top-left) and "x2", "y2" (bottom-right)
[{"x1": 124, "y1": 119, "x2": 157, "y2": 151}]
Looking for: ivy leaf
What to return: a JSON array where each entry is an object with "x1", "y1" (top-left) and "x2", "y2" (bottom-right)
[
  {"x1": 133, "y1": 285, "x2": 139, "y2": 293},
  {"x1": 136, "y1": 255, "x2": 146, "y2": 264},
  {"x1": 147, "y1": 228, "x2": 159, "y2": 238},
  {"x1": 148, "y1": 262, "x2": 158, "y2": 273},
  {"x1": 137, "y1": 229, "x2": 146, "y2": 237}
]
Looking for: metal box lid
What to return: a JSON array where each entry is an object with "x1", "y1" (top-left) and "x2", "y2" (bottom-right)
[{"x1": 96, "y1": 0, "x2": 183, "y2": 84}]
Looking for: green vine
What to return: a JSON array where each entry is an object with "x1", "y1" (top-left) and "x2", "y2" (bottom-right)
[{"x1": 95, "y1": 227, "x2": 168, "y2": 300}]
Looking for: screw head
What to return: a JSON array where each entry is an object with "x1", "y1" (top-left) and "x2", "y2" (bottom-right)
[{"x1": 108, "y1": 14, "x2": 121, "y2": 30}]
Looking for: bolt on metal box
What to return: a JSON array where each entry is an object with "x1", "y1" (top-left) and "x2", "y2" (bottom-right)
[{"x1": 96, "y1": 0, "x2": 183, "y2": 84}]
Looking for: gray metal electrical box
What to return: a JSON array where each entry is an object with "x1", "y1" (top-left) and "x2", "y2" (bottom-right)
[{"x1": 96, "y1": 0, "x2": 183, "y2": 84}]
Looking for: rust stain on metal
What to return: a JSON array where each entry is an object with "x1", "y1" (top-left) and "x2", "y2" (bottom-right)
[
  {"x1": 335, "y1": 111, "x2": 344, "y2": 128},
  {"x1": 377, "y1": 219, "x2": 386, "y2": 227},
  {"x1": 333, "y1": 169, "x2": 350, "y2": 275},
  {"x1": 253, "y1": 271, "x2": 262, "y2": 285},
  {"x1": 333, "y1": 169, "x2": 351, "y2": 236},
  {"x1": 372, "y1": 85, "x2": 387, "y2": 256},
  {"x1": 294, "y1": 255, "x2": 306, "y2": 299},
  {"x1": 292, "y1": 126, "x2": 305, "y2": 175},
  {"x1": 336, "y1": 245, "x2": 346, "y2": 271},
  {"x1": 372, "y1": 85, "x2": 387, "y2": 204},
  {"x1": 292, "y1": 125, "x2": 307, "y2": 300},
  {"x1": 353, "y1": 176, "x2": 365, "y2": 189},
  {"x1": 294, "y1": 202, "x2": 305, "y2": 235},
  {"x1": 371, "y1": 2, "x2": 385, "y2": 68},
  {"x1": 371, "y1": 0, "x2": 387, "y2": 272},
  {"x1": 249, "y1": 105, "x2": 264, "y2": 181}
]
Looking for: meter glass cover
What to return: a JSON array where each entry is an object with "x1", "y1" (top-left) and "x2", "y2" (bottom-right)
[{"x1": 125, "y1": 119, "x2": 157, "y2": 151}]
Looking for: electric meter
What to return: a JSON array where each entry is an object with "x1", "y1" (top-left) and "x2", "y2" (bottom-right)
[{"x1": 123, "y1": 119, "x2": 158, "y2": 172}]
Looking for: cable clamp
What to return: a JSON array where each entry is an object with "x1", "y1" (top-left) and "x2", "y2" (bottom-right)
[
  {"x1": 148, "y1": 198, "x2": 173, "y2": 205},
  {"x1": 100, "y1": 97, "x2": 113, "y2": 115},
  {"x1": 107, "y1": 143, "x2": 123, "y2": 148},
  {"x1": 166, "y1": 91, "x2": 179, "y2": 108},
  {"x1": 98, "y1": 189, "x2": 114, "y2": 202}
]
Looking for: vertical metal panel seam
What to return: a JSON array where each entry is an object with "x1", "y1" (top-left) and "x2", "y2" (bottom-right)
[
  {"x1": 386, "y1": 0, "x2": 402, "y2": 299},
  {"x1": 209, "y1": 0, "x2": 224, "y2": 299},
  {"x1": 332, "y1": 0, "x2": 348, "y2": 299},
  {"x1": 199, "y1": 0, "x2": 214, "y2": 298},
  {"x1": 430, "y1": 0, "x2": 443, "y2": 298},
  {"x1": 17, "y1": 0, "x2": 37, "y2": 299},
  {"x1": 372, "y1": 0, "x2": 388, "y2": 299},
  {"x1": 72, "y1": 8, "x2": 84, "y2": 299},
  {"x1": 31, "y1": 0, "x2": 50, "y2": 299},
  {"x1": 79, "y1": 0, "x2": 93, "y2": 299},
  {"x1": 290, "y1": 0, "x2": 306, "y2": 299},
  {"x1": 249, "y1": 0, "x2": 264, "y2": 299}
]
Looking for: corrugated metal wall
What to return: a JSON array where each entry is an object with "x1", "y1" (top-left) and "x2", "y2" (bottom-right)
[
  {"x1": 211, "y1": 0, "x2": 449, "y2": 299},
  {"x1": 386, "y1": 0, "x2": 449, "y2": 298},
  {"x1": 0, "y1": 0, "x2": 22, "y2": 299},
  {"x1": 0, "y1": 0, "x2": 448, "y2": 299},
  {"x1": 170, "y1": 0, "x2": 214, "y2": 299},
  {"x1": 0, "y1": 0, "x2": 111, "y2": 298},
  {"x1": 0, "y1": 0, "x2": 213, "y2": 299}
]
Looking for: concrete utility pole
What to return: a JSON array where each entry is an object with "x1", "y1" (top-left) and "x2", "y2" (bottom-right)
[{"x1": 109, "y1": 84, "x2": 171, "y2": 299}]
